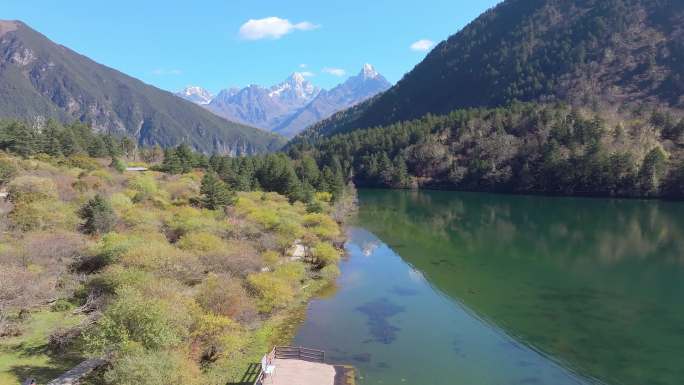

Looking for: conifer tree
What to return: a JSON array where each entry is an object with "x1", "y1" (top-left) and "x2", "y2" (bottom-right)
[
  {"x1": 200, "y1": 172, "x2": 235, "y2": 210},
  {"x1": 79, "y1": 194, "x2": 117, "y2": 235}
]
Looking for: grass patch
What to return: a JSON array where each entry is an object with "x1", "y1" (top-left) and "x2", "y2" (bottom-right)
[{"x1": 0, "y1": 310, "x2": 84, "y2": 385}]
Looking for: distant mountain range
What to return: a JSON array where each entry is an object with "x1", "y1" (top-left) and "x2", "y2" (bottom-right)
[
  {"x1": 176, "y1": 64, "x2": 390, "y2": 137},
  {"x1": 0, "y1": 20, "x2": 284, "y2": 154}
]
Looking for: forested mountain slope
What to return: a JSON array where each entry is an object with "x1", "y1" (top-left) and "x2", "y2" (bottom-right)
[
  {"x1": 0, "y1": 20, "x2": 284, "y2": 154},
  {"x1": 288, "y1": 103, "x2": 684, "y2": 198},
  {"x1": 300, "y1": 0, "x2": 684, "y2": 139}
]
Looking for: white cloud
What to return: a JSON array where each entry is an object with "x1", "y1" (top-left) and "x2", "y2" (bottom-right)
[
  {"x1": 299, "y1": 63, "x2": 308, "y2": 68},
  {"x1": 151, "y1": 68, "x2": 182, "y2": 76},
  {"x1": 300, "y1": 71, "x2": 315, "y2": 77},
  {"x1": 239, "y1": 17, "x2": 319, "y2": 40},
  {"x1": 322, "y1": 67, "x2": 346, "y2": 77},
  {"x1": 410, "y1": 39, "x2": 435, "y2": 52}
]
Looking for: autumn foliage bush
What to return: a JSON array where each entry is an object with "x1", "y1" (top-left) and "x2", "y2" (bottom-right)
[{"x1": 0, "y1": 151, "x2": 345, "y2": 385}]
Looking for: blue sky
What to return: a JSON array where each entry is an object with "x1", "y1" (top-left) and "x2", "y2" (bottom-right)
[{"x1": 3, "y1": 0, "x2": 501, "y2": 92}]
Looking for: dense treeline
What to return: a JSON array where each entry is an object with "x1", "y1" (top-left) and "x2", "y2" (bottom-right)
[
  {"x1": 159, "y1": 144, "x2": 347, "y2": 204},
  {"x1": 289, "y1": 103, "x2": 684, "y2": 198},
  {"x1": 0, "y1": 119, "x2": 135, "y2": 159}
]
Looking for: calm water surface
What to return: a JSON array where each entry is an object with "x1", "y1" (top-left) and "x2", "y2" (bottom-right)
[{"x1": 293, "y1": 190, "x2": 684, "y2": 385}]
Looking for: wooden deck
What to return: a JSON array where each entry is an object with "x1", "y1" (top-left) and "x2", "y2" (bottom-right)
[
  {"x1": 264, "y1": 358, "x2": 336, "y2": 385},
  {"x1": 254, "y1": 347, "x2": 355, "y2": 385}
]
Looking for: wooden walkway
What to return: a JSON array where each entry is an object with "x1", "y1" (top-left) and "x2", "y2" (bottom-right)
[
  {"x1": 46, "y1": 358, "x2": 106, "y2": 385},
  {"x1": 254, "y1": 347, "x2": 355, "y2": 385}
]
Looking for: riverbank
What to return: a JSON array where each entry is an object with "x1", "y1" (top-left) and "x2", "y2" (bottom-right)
[{"x1": 0, "y1": 151, "x2": 350, "y2": 385}]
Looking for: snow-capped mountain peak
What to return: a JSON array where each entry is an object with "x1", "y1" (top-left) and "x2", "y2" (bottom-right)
[
  {"x1": 176, "y1": 86, "x2": 213, "y2": 105},
  {"x1": 361, "y1": 63, "x2": 380, "y2": 79},
  {"x1": 268, "y1": 72, "x2": 319, "y2": 100},
  {"x1": 180, "y1": 65, "x2": 389, "y2": 137}
]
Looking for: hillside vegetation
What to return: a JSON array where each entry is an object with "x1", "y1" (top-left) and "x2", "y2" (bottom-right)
[
  {"x1": 300, "y1": 0, "x2": 684, "y2": 139},
  {"x1": 0, "y1": 129, "x2": 348, "y2": 384},
  {"x1": 289, "y1": 103, "x2": 684, "y2": 198}
]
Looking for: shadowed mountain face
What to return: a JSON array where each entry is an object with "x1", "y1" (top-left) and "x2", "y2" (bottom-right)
[
  {"x1": 178, "y1": 65, "x2": 390, "y2": 138},
  {"x1": 0, "y1": 20, "x2": 285, "y2": 154},
  {"x1": 301, "y1": 0, "x2": 684, "y2": 139}
]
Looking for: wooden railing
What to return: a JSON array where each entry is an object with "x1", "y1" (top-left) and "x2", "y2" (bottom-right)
[
  {"x1": 252, "y1": 347, "x2": 274, "y2": 385},
  {"x1": 274, "y1": 346, "x2": 325, "y2": 362},
  {"x1": 253, "y1": 346, "x2": 326, "y2": 385}
]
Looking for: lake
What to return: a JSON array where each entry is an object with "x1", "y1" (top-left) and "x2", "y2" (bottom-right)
[{"x1": 293, "y1": 189, "x2": 684, "y2": 385}]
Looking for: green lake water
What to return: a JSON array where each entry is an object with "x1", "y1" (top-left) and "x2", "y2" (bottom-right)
[{"x1": 293, "y1": 189, "x2": 684, "y2": 385}]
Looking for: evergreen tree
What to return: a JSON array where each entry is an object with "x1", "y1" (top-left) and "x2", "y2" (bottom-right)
[
  {"x1": 297, "y1": 155, "x2": 320, "y2": 187},
  {"x1": 392, "y1": 155, "x2": 410, "y2": 188},
  {"x1": 58, "y1": 128, "x2": 79, "y2": 156},
  {"x1": 79, "y1": 194, "x2": 117, "y2": 235},
  {"x1": 175, "y1": 144, "x2": 196, "y2": 173},
  {"x1": 639, "y1": 147, "x2": 668, "y2": 195},
  {"x1": 378, "y1": 152, "x2": 394, "y2": 187},
  {"x1": 161, "y1": 148, "x2": 184, "y2": 174},
  {"x1": 200, "y1": 172, "x2": 236, "y2": 210}
]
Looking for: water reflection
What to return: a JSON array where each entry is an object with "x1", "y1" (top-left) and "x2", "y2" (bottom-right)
[
  {"x1": 295, "y1": 227, "x2": 591, "y2": 385},
  {"x1": 356, "y1": 190, "x2": 684, "y2": 385}
]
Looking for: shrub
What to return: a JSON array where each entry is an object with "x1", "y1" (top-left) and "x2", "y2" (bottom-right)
[
  {"x1": 10, "y1": 200, "x2": 79, "y2": 232},
  {"x1": 88, "y1": 266, "x2": 155, "y2": 295},
  {"x1": 110, "y1": 157, "x2": 126, "y2": 173},
  {"x1": 18, "y1": 230, "x2": 87, "y2": 268},
  {"x1": 163, "y1": 175, "x2": 200, "y2": 203},
  {"x1": 165, "y1": 206, "x2": 229, "y2": 240},
  {"x1": 274, "y1": 261, "x2": 307, "y2": 283},
  {"x1": 262, "y1": 250, "x2": 280, "y2": 267},
  {"x1": 312, "y1": 242, "x2": 341, "y2": 267},
  {"x1": 77, "y1": 233, "x2": 144, "y2": 272},
  {"x1": 247, "y1": 271, "x2": 295, "y2": 313},
  {"x1": 120, "y1": 239, "x2": 202, "y2": 283},
  {"x1": 7, "y1": 175, "x2": 58, "y2": 203},
  {"x1": 319, "y1": 265, "x2": 341, "y2": 282},
  {"x1": 190, "y1": 314, "x2": 246, "y2": 363},
  {"x1": 176, "y1": 232, "x2": 225, "y2": 255},
  {"x1": 199, "y1": 240, "x2": 262, "y2": 277},
  {"x1": 91, "y1": 168, "x2": 115, "y2": 184},
  {"x1": 303, "y1": 213, "x2": 340, "y2": 240},
  {"x1": 64, "y1": 155, "x2": 101, "y2": 171},
  {"x1": 103, "y1": 345, "x2": 202, "y2": 385},
  {"x1": 51, "y1": 298, "x2": 74, "y2": 312},
  {"x1": 119, "y1": 205, "x2": 165, "y2": 232},
  {"x1": 0, "y1": 157, "x2": 18, "y2": 185},
  {"x1": 85, "y1": 286, "x2": 192, "y2": 351},
  {"x1": 109, "y1": 192, "x2": 134, "y2": 214},
  {"x1": 246, "y1": 263, "x2": 305, "y2": 313},
  {"x1": 246, "y1": 208, "x2": 280, "y2": 229},
  {"x1": 195, "y1": 274, "x2": 255, "y2": 322},
  {"x1": 79, "y1": 194, "x2": 117, "y2": 235},
  {"x1": 0, "y1": 264, "x2": 56, "y2": 315},
  {"x1": 128, "y1": 174, "x2": 167, "y2": 204}
]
